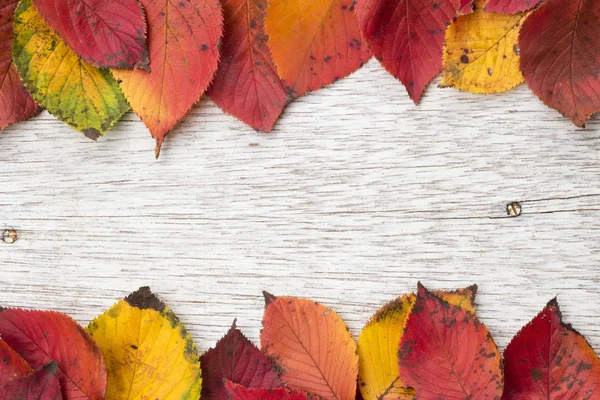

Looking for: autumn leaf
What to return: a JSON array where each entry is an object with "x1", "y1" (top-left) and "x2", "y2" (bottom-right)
[
  {"x1": 0, "y1": 0, "x2": 41, "y2": 130},
  {"x1": 0, "y1": 309, "x2": 106, "y2": 400},
  {"x1": 112, "y1": 0, "x2": 222, "y2": 157},
  {"x1": 440, "y1": 0, "x2": 527, "y2": 93},
  {"x1": 207, "y1": 0, "x2": 286, "y2": 131},
  {"x1": 225, "y1": 381, "x2": 316, "y2": 400},
  {"x1": 260, "y1": 292, "x2": 358, "y2": 400},
  {"x1": 87, "y1": 286, "x2": 202, "y2": 400},
  {"x1": 502, "y1": 299, "x2": 600, "y2": 399},
  {"x1": 354, "y1": 0, "x2": 473, "y2": 103},
  {"x1": 519, "y1": 0, "x2": 600, "y2": 126},
  {"x1": 12, "y1": 0, "x2": 129, "y2": 139},
  {"x1": 264, "y1": 0, "x2": 370, "y2": 99},
  {"x1": 201, "y1": 320, "x2": 283, "y2": 400},
  {"x1": 0, "y1": 338, "x2": 32, "y2": 387},
  {"x1": 31, "y1": 0, "x2": 149, "y2": 69},
  {"x1": 0, "y1": 362, "x2": 62, "y2": 400},
  {"x1": 398, "y1": 283, "x2": 503, "y2": 399},
  {"x1": 357, "y1": 286, "x2": 477, "y2": 400},
  {"x1": 484, "y1": 0, "x2": 542, "y2": 14}
]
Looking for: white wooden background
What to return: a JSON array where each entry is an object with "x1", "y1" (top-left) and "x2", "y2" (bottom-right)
[{"x1": 1, "y1": 59, "x2": 599, "y2": 354}]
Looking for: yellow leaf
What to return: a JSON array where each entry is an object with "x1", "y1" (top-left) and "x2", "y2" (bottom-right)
[
  {"x1": 12, "y1": 0, "x2": 129, "y2": 139},
  {"x1": 87, "y1": 287, "x2": 201, "y2": 400},
  {"x1": 440, "y1": 4, "x2": 528, "y2": 94},
  {"x1": 357, "y1": 286, "x2": 477, "y2": 400}
]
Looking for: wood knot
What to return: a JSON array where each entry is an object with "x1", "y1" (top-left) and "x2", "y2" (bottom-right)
[
  {"x1": 2, "y1": 229, "x2": 18, "y2": 244},
  {"x1": 506, "y1": 202, "x2": 522, "y2": 217}
]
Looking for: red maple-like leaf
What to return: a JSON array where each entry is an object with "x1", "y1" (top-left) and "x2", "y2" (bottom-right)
[
  {"x1": 519, "y1": 0, "x2": 600, "y2": 126},
  {"x1": 31, "y1": 0, "x2": 148, "y2": 69},
  {"x1": 0, "y1": 309, "x2": 106, "y2": 400},
  {"x1": 200, "y1": 321, "x2": 283, "y2": 400},
  {"x1": 502, "y1": 299, "x2": 600, "y2": 399},
  {"x1": 398, "y1": 283, "x2": 503, "y2": 399},
  {"x1": 354, "y1": 0, "x2": 473, "y2": 103},
  {"x1": 0, "y1": 362, "x2": 62, "y2": 400}
]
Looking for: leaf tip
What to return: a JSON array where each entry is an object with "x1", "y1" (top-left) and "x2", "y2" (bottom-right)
[
  {"x1": 155, "y1": 140, "x2": 162, "y2": 159},
  {"x1": 546, "y1": 296, "x2": 559, "y2": 308},
  {"x1": 125, "y1": 286, "x2": 166, "y2": 311},
  {"x1": 263, "y1": 291, "x2": 277, "y2": 306}
]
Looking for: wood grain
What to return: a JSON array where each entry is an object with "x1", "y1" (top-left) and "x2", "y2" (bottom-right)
[{"x1": 0, "y1": 59, "x2": 599, "y2": 354}]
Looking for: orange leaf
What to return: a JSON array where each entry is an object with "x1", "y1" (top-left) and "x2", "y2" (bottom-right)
[
  {"x1": 502, "y1": 299, "x2": 600, "y2": 399},
  {"x1": 112, "y1": 0, "x2": 223, "y2": 157},
  {"x1": 398, "y1": 283, "x2": 503, "y2": 399},
  {"x1": 264, "y1": 0, "x2": 371, "y2": 99},
  {"x1": 0, "y1": 338, "x2": 32, "y2": 387},
  {"x1": 260, "y1": 292, "x2": 358, "y2": 400},
  {"x1": 207, "y1": 0, "x2": 287, "y2": 131}
]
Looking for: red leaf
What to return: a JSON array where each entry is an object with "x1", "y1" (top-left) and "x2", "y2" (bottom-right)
[
  {"x1": 484, "y1": 0, "x2": 542, "y2": 14},
  {"x1": 355, "y1": 0, "x2": 473, "y2": 103},
  {"x1": 207, "y1": 0, "x2": 286, "y2": 131},
  {"x1": 0, "y1": 0, "x2": 41, "y2": 130},
  {"x1": 398, "y1": 283, "x2": 503, "y2": 399},
  {"x1": 31, "y1": 0, "x2": 148, "y2": 69},
  {"x1": 200, "y1": 321, "x2": 283, "y2": 400},
  {"x1": 502, "y1": 299, "x2": 600, "y2": 399},
  {"x1": 0, "y1": 339, "x2": 32, "y2": 387},
  {"x1": 0, "y1": 362, "x2": 62, "y2": 400},
  {"x1": 112, "y1": 0, "x2": 223, "y2": 157},
  {"x1": 0, "y1": 309, "x2": 106, "y2": 400},
  {"x1": 225, "y1": 381, "x2": 315, "y2": 400},
  {"x1": 519, "y1": 0, "x2": 600, "y2": 126}
]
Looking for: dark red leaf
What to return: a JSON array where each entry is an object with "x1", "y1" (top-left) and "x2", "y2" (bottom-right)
[
  {"x1": 519, "y1": 0, "x2": 600, "y2": 126},
  {"x1": 354, "y1": 0, "x2": 473, "y2": 103},
  {"x1": 0, "y1": 309, "x2": 106, "y2": 400},
  {"x1": 0, "y1": 338, "x2": 31, "y2": 387},
  {"x1": 502, "y1": 299, "x2": 600, "y2": 399},
  {"x1": 0, "y1": 0, "x2": 41, "y2": 130},
  {"x1": 200, "y1": 321, "x2": 283, "y2": 400},
  {"x1": 484, "y1": 0, "x2": 542, "y2": 14},
  {"x1": 0, "y1": 362, "x2": 62, "y2": 400},
  {"x1": 225, "y1": 381, "x2": 315, "y2": 400},
  {"x1": 207, "y1": 0, "x2": 287, "y2": 131},
  {"x1": 398, "y1": 283, "x2": 503, "y2": 399},
  {"x1": 31, "y1": 0, "x2": 148, "y2": 69}
]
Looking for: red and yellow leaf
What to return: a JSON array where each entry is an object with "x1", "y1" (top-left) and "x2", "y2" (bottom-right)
[
  {"x1": 207, "y1": 0, "x2": 286, "y2": 131},
  {"x1": 519, "y1": 0, "x2": 600, "y2": 126},
  {"x1": 398, "y1": 283, "x2": 503, "y2": 399},
  {"x1": 0, "y1": 0, "x2": 41, "y2": 130},
  {"x1": 260, "y1": 292, "x2": 358, "y2": 400},
  {"x1": 356, "y1": 0, "x2": 472, "y2": 104},
  {"x1": 355, "y1": 0, "x2": 473, "y2": 103},
  {"x1": 0, "y1": 309, "x2": 106, "y2": 400},
  {"x1": 484, "y1": 0, "x2": 542, "y2": 14},
  {"x1": 0, "y1": 339, "x2": 32, "y2": 387},
  {"x1": 264, "y1": 0, "x2": 370, "y2": 99},
  {"x1": 112, "y1": 0, "x2": 222, "y2": 157},
  {"x1": 225, "y1": 381, "x2": 315, "y2": 400},
  {"x1": 201, "y1": 320, "x2": 283, "y2": 400},
  {"x1": 502, "y1": 299, "x2": 600, "y2": 399},
  {"x1": 0, "y1": 362, "x2": 62, "y2": 400},
  {"x1": 31, "y1": 0, "x2": 148, "y2": 69}
]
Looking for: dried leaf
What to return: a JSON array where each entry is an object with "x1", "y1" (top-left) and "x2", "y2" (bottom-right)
[
  {"x1": 0, "y1": 0, "x2": 41, "y2": 130},
  {"x1": 519, "y1": 0, "x2": 600, "y2": 126},
  {"x1": 264, "y1": 0, "x2": 370, "y2": 99},
  {"x1": 260, "y1": 292, "x2": 358, "y2": 400},
  {"x1": 31, "y1": 0, "x2": 149, "y2": 69},
  {"x1": 87, "y1": 286, "x2": 202, "y2": 400},
  {"x1": 225, "y1": 381, "x2": 316, "y2": 400},
  {"x1": 0, "y1": 309, "x2": 106, "y2": 400},
  {"x1": 0, "y1": 338, "x2": 32, "y2": 387},
  {"x1": 12, "y1": 0, "x2": 129, "y2": 139},
  {"x1": 357, "y1": 286, "x2": 477, "y2": 400},
  {"x1": 112, "y1": 0, "x2": 222, "y2": 157},
  {"x1": 201, "y1": 321, "x2": 283, "y2": 400},
  {"x1": 502, "y1": 299, "x2": 600, "y2": 399},
  {"x1": 398, "y1": 283, "x2": 503, "y2": 399},
  {"x1": 355, "y1": 0, "x2": 473, "y2": 103},
  {"x1": 440, "y1": 0, "x2": 527, "y2": 93},
  {"x1": 207, "y1": 0, "x2": 286, "y2": 131},
  {"x1": 0, "y1": 362, "x2": 62, "y2": 400}
]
